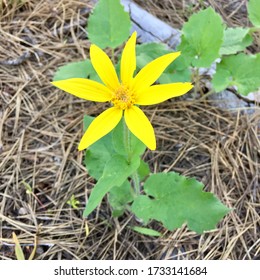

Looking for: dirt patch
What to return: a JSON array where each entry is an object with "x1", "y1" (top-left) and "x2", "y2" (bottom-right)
[{"x1": 0, "y1": 0, "x2": 259, "y2": 260}]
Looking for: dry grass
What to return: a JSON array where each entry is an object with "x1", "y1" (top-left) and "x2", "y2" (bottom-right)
[
  {"x1": 134, "y1": 0, "x2": 249, "y2": 27},
  {"x1": 0, "y1": 0, "x2": 259, "y2": 260},
  {"x1": 135, "y1": 0, "x2": 260, "y2": 52}
]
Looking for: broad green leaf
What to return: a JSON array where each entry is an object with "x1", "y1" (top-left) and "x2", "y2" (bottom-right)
[
  {"x1": 84, "y1": 115, "x2": 146, "y2": 181},
  {"x1": 53, "y1": 59, "x2": 96, "y2": 81},
  {"x1": 158, "y1": 56, "x2": 191, "y2": 83},
  {"x1": 212, "y1": 53, "x2": 260, "y2": 95},
  {"x1": 130, "y1": 226, "x2": 162, "y2": 237},
  {"x1": 248, "y1": 0, "x2": 260, "y2": 27},
  {"x1": 136, "y1": 53, "x2": 154, "y2": 69},
  {"x1": 131, "y1": 172, "x2": 230, "y2": 234},
  {"x1": 112, "y1": 118, "x2": 127, "y2": 156},
  {"x1": 135, "y1": 43, "x2": 170, "y2": 75},
  {"x1": 211, "y1": 68, "x2": 231, "y2": 93},
  {"x1": 137, "y1": 160, "x2": 150, "y2": 181},
  {"x1": 83, "y1": 115, "x2": 94, "y2": 132},
  {"x1": 83, "y1": 155, "x2": 140, "y2": 217},
  {"x1": 136, "y1": 43, "x2": 191, "y2": 83},
  {"x1": 109, "y1": 180, "x2": 135, "y2": 217},
  {"x1": 112, "y1": 119, "x2": 146, "y2": 158},
  {"x1": 178, "y1": 7, "x2": 224, "y2": 67},
  {"x1": 136, "y1": 42, "x2": 188, "y2": 70},
  {"x1": 87, "y1": 0, "x2": 131, "y2": 48},
  {"x1": 136, "y1": 43, "x2": 170, "y2": 62},
  {"x1": 220, "y1": 28, "x2": 253, "y2": 55},
  {"x1": 158, "y1": 69, "x2": 191, "y2": 83},
  {"x1": 83, "y1": 115, "x2": 115, "y2": 180}
]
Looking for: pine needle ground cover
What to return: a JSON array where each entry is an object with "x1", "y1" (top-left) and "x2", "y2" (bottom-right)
[{"x1": 0, "y1": 0, "x2": 259, "y2": 260}]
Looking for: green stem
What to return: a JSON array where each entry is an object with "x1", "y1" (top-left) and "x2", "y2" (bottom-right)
[
  {"x1": 123, "y1": 120, "x2": 141, "y2": 196},
  {"x1": 123, "y1": 119, "x2": 131, "y2": 162},
  {"x1": 249, "y1": 26, "x2": 260, "y2": 35},
  {"x1": 132, "y1": 171, "x2": 140, "y2": 195},
  {"x1": 111, "y1": 48, "x2": 115, "y2": 64},
  {"x1": 192, "y1": 67, "x2": 200, "y2": 96}
]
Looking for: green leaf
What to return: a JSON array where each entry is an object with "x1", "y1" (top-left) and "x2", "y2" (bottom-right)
[
  {"x1": 83, "y1": 155, "x2": 140, "y2": 217},
  {"x1": 83, "y1": 115, "x2": 115, "y2": 180},
  {"x1": 87, "y1": 0, "x2": 131, "y2": 48},
  {"x1": 131, "y1": 172, "x2": 230, "y2": 234},
  {"x1": 83, "y1": 114, "x2": 94, "y2": 132},
  {"x1": 12, "y1": 232, "x2": 25, "y2": 260},
  {"x1": 136, "y1": 43, "x2": 170, "y2": 63},
  {"x1": 109, "y1": 180, "x2": 135, "y2": 217},
  {"x1": 137, "y1": 160, "x2": 150, "y2": 181},
  {"x1": 53, "y1": 59, "x2": 95, "y2": 81},
  {"x1": 112, "y1": 119, "x2": 146, "y2": 158},
  {"x1": 136, "y1": 42, "x2": 184, "y2": 69},
  {"x1": 84, "y1": 115, "x2": 145, "y2": 181},
  {"x1": 248, "y1": 0, "x2": 260, "y2": 27},
  {"x1": 85, "y1": 146, "x2": 113, "y2": 180},
  {"x1": 111, "y1": 119, "x2": 127, "y2": 156},
  {"x1": 220, "y1": 28, "x2": 253, "y2": 55},
  {"x1": 136, "y1": 53, "x2": 154, "y2": 70},
  {"x1": 212, "y1": 53, "x2": 260, "y2": 95},
  {"x1": 130, "y1": 226, "x2": 162, "y2": 237},
  {"x1": 158, "y1": 69, "x2": 191, "y2": 83},
  {"x1": 136, "y1": 43, "x2": 191, "y2": 83},
  {"x1": 211, "y1": 68, "x2": 231, "y2": 93},
  {"x1": 178, "y1": 7, "x2": 224, "y2": 67},
  {"x1": 158, "y1": 56, "x2": 191, "y2": 83}
]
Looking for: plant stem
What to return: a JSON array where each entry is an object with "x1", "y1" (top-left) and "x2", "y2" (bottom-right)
[
  {"x1": 111, "y1": 48, "x2": 115, "y2": 64},
  {"x1": 132, "y1": 171, "x2": 141, "y2": 195},
  {"x1": 249, "y1": 26, "x2": 260, "y2": 35},
  {"x1": 123, "y1": 119, "x2": 131, "y2": 162},
  {"x1": 123, "y1": 120, "x2": 141, "y2": 195},
  {"x1": 193, "y1": 67, "x2": 200, "y2": 96}
]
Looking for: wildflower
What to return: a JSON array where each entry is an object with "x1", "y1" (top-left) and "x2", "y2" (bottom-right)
[{"x1": 52, "y1": 32, "x2": 193, "y2": 150}]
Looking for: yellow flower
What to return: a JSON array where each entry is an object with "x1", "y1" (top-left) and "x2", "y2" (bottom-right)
[{"x1": 51, "y1": 32, "x2": 193, "y2": 151}]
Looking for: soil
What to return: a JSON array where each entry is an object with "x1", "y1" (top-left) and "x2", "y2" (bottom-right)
[{"x1": 0, "y1": 0, "x2": 259, "y2": 260}]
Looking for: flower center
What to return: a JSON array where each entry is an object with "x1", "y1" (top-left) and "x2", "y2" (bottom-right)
[{"x1": 111, "y1": 85, "x2": 136, "y2": 110}]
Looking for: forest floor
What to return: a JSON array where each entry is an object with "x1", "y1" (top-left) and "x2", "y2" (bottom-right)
[{"x1": 0, "y1": 0, "x2": 259, "y2": 259}]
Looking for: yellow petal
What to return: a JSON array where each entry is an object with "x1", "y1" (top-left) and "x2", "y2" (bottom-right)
[
  {"x1": 90, "y1": 45, "x2": 120, "y2": 90},
  {"x1": 136, "y1": 83, "x2": 193, "y2": 105},
  {"x1": 124, "y1": 106, "x2": 156, "y2": 150},
  {"x1": 78, "y1": 107, "x2": 122, "y2": 150},
  {"x1": 132, "y1": 52, "x2": 181, "y2": 92},
  {"x1": 120, "y1": 31, "x2": 137, "y2": 85},
  {"x1": 51, "y1": 78, "x2": 112, "y2": 102}
]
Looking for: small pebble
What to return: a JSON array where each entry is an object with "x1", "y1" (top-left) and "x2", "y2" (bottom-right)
[{"x1": 18, "y1": 207, "x2": 28, "y2": 215}]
